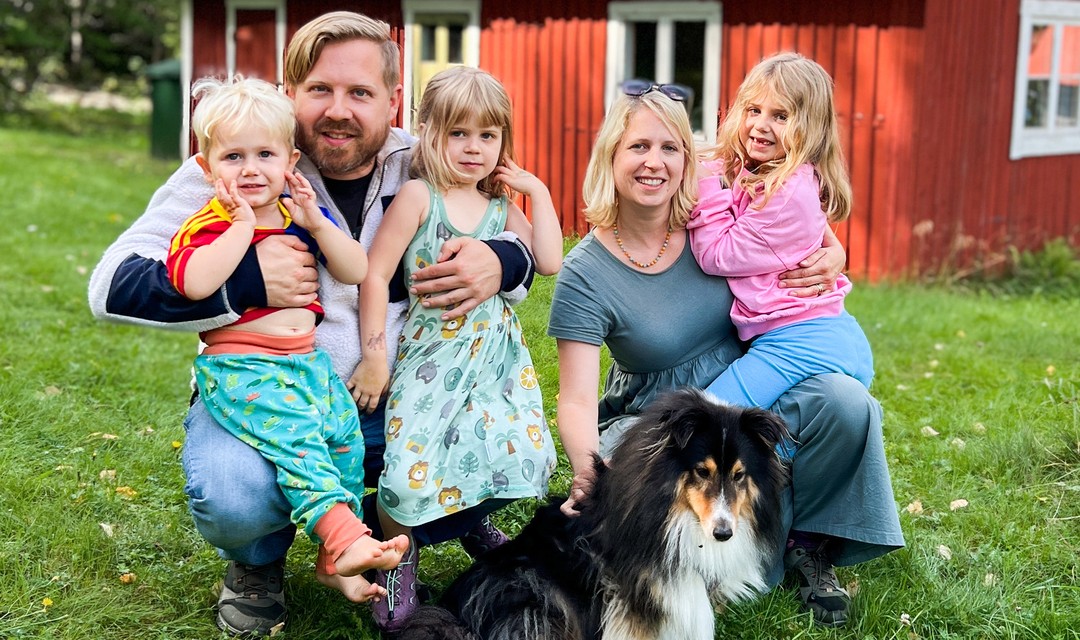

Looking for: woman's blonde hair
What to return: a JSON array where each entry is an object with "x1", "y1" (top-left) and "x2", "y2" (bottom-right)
[
  {"x1": 284, "y1": 11, "x2": 400, "y2": 92},
  {"x1": 410, "y1": 66, "x2": 515, "y2": 197},
  {"x1": 190, "y1": 76, "x2": 295, "y2": 154},
  {"x1": 582, "y1": 92, "x2": 697, "y2": 229},
  {"x1": 710, "y1": 52, "x2": 852, "y2": 222}
]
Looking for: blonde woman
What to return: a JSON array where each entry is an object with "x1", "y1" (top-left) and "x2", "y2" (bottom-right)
[{"x1": 548, "y1": 81, "x2": 903, "y2": 628}]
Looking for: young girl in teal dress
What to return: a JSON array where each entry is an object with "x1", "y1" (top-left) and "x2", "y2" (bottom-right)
[{"x1": 348, "y1": 66, "x2": 563, "y2": 630}]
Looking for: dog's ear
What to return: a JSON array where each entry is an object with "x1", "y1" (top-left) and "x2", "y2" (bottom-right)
[
  {"x1": 646, "y1": 388, "x2": 710, "y2": 451},
  {"x1": 740, "y1": 407, "x2": 791, "y2": 450}
]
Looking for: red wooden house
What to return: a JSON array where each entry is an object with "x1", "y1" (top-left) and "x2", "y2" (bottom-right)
[{"x1": 177, "y1": 0, "x2": 1080, "y2": 279}]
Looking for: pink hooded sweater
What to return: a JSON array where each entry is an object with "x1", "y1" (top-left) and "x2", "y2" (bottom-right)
[{"x1": 686, "y1": 161, "x2": 851, "y2": 342}]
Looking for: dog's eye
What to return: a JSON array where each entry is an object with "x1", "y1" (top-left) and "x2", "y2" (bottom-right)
[
  {"x1": 694, "y1": 466, "x2": 710, "y2": 480},
  {"x1": 732, "y1": 470, "x2": 746, "y2": 483}
]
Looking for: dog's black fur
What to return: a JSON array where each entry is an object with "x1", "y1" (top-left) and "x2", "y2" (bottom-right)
[{"x1": 390, "y1": 388, "x2": 790, "y2": 640}]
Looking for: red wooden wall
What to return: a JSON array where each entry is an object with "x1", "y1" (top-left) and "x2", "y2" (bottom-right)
[
  {"x1": 480, "y1": 1, "x2": 607, "y2": 238},
  {"x1": 721, "y1": 0, "x2": 924, "y2": 279},
  {"x1": 910, "y1": 0, "x2": 1080, "y2": 279},
  {"x1": 189, "y1": 0, "x2": 1080, "y2": 279}
]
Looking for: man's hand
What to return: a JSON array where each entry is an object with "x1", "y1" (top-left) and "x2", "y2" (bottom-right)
[
  {"x1": 255, "y1": 234, "x2": 319, "y2": 308},
  {"x1": 409, "y1": 236, "x2": 502, "y2": 320}
]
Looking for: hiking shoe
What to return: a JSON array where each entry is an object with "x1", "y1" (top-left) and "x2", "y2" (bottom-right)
[
  {"x1": 215, "y1": 558, "x2": 287, "y2": 636},
  {"x1": 460, "y1": 515, "x2": 509, "y2": 558},
  {"x1": 785, "y1": 543, "x2": 850, "y2": 627},
  {"x1": 372, "y1": 542, "x2": 418, "y2": 632}
]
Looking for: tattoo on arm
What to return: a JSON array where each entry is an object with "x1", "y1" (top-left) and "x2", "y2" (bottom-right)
[{"x1": 366, "y1": 331, "x2": 386, "y2": 351}]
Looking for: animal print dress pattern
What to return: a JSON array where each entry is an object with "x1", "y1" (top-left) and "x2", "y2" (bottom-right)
[{"x1": 378, "y1": 182, "x2": 556, "y2": 526}]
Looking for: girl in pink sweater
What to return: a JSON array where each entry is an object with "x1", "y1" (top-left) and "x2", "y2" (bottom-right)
[{"x1": 687, "y1": 52, "x2": 873, "y2": 409}]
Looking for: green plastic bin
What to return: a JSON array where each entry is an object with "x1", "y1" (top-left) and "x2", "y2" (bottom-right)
[{"x1": 147, "y1": 59, "x2": 182, "y2": 159}]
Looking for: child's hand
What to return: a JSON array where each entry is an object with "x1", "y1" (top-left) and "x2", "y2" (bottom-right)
[
  {"x1": 215, "y1": 179, "x2": 256, "y2": 227},
  {"x1": 282, "y1": 172, "x2": 324, "y2": 232},
  {"x1": 492, "y1": 158, "x2": 548, "y2": 198},
  {"x1": 346, "y1": 358, "x2": 390, "y2": 414}
]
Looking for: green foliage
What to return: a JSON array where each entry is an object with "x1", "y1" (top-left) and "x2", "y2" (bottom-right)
[
  {"x1": 957, "y1": 237, "x2": 1080, "y2": 300},
  {"x1": 0, "y1": 0, "x2": 179, "y2": 111},
  {"x1": 1, "y1": 108, "x2": 1078, "y2": 638}
]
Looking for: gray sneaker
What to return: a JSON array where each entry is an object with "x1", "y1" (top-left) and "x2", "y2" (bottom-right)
[
  {"x1": 785, "y1": 544, "x2": 850, "y2": 627},
  {"x1": 215, "y1": 558, "x2": 287, "y2": 637}
]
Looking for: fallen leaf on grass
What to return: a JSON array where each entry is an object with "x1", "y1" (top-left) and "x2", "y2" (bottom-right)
[
  {"x1": 99, "y1": 523, "x2": 115, "y2": 538},
  {"x1": 971, "y1": 422, "x2": 986, "y2": 434},
  {"x1": 949, "y1": 438, "x2": 966, "y2": 450},
  {"x1": 950, "y1": 499, "x2": 969, "y2": 511},
  {"x1": 900, "y1": 612, "x2": 912, "y2": 625},
  {"x1": 921, "y1": 426, "x2": 939, "y2": 437},
  {"x1": 984, "y1": 573, "x2": 997, "y2": 586},
  {"x1": 115, "y1": 486, "x2": 138, "y2": 499},
  {"x1": 119, "y1": 572, "x2": 137, "y2": 584},
  {"x1": 956, "y1": 330, "x2": 966, "y2": 338},
  {"x1": 43, "y1": 386, "x2": 62, "y2": 396},
  {"x1": 937, "y1": 545, "x2": 953, "y2": 560},
  {"x1": 905, "y1": 500, "x2": 924, "y2": 515},
  {"x1": 99, "y1": 469, "x2": 116, "y2": 482}
]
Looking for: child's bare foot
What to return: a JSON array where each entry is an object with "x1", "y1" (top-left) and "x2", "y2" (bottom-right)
[
  {"x1": 335, "y1": 534, "x2": 410, "y2": 577},
  {"x1": 316, "y1": 570, "x2": 386, "y2": 603}
]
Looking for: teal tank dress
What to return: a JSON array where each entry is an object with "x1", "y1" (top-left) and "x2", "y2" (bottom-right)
[{"x1": 378, "y1": 182, "x2": 556, "y2": 526}]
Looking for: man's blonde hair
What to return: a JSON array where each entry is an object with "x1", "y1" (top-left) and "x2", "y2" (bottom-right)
[
  {"x1": 709, "y1": 52, "x2": 852, "y2": 222},
  {"x1": 582, "y1": 92, "x2": 697, "y2": 229},
  {"x1": 284, "y1": 11, "x2": 400, "y2": 92},
  {"x1": 190, "y1": 76, "x2": 295, "y2": 153},
  {"x1": 410, "y1": 66, "x2": 515, "y2": 197}
]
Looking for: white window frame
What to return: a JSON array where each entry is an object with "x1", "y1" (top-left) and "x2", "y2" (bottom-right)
[
  {"x1": 605, "y1": 1, "x2": 722, "y2": 142},
  {"x1": 401, "y1": 0, "x2": 482, "y2": 132},
  {"x1": 1010, "y1": 0, "x2": 1080, "y2": 159},
  {"x1": 223, "y1": 0, "x2": 286, "y2": 84}
]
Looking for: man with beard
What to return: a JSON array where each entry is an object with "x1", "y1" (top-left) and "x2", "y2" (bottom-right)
[{"x1": 88, "y1": 12, "x2": 534, "y2": 637}]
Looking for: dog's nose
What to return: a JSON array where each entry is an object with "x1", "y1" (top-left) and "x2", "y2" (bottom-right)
[{"x1": 713, "y1": 525, "x2": 733, "y2": 541}]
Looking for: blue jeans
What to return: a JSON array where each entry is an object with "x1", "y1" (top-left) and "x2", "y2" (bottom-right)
[{"x1": 182, "y1": 399, "x2": 507, "y2": 566}]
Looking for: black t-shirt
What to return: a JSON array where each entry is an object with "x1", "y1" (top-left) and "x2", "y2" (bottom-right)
[{"x1": 322, "y1": 173, "x2": 374, "y2": 237}]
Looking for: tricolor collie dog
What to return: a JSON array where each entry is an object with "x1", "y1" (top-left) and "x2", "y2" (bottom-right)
[{"x1": 392, "y1": 388, "x2": 790, "y2": 640}]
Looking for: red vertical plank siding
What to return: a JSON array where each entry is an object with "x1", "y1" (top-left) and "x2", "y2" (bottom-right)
[{"x1": 188, "y1": 0, "x2": 1080, "y2": 275}]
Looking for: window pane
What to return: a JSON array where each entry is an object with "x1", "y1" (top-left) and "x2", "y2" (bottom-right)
[
  {"x1": 631, "y1": 21, "x2": 657, "y2": 81},
  {"x1": 1026, "y1": 24, "x2": 1052, "y2": 128},
  {"x1": 1057, "y1": 25, "x2": 1080, "y2": 127},
  {"x1": 448, "y1": 24, "x2": 464, "y2": 63},
  {"x1": 421, "y1": 24, "x2": 436, "y2": 61},
  {"x1": 1027, "y1": 79, "x2": 1050, "y2": 127},
  {"x1": 674, "y1": 21, "x2": 705, "y2": 131}
]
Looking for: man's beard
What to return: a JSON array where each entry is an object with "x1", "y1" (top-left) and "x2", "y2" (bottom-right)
[{"x1": 296, "y1": 117, "x2": 389, "y2": 179}]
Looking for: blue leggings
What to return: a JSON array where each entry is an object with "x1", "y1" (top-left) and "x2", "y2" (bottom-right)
[{"x1": 706, "y1": 312, "x2": 874, "y2": 410}]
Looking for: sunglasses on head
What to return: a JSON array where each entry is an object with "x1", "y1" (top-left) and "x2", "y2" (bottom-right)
[{"x1": 619, "y1": 79, "x2": 694, "y2": 105}]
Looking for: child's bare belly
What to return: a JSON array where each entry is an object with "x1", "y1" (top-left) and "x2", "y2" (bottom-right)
[{"x1": 216, "y1": 308, "x2": 317, "y2": 337}]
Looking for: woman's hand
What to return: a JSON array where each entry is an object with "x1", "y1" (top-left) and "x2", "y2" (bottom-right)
[{"x1": 560, "y1": 466, "x2": 598, "y2": 517}]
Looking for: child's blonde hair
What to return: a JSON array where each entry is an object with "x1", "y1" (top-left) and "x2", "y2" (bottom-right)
[
  {"x1": 711, "y1": 52, "x2": 852, "y2": 222},
  {"x1": 190, "y1": 76, "x2": 296, "y2": 154},
  {"x1": 410, "y1": 67, "x2": 515, "y2": 197},
  {"x1": 582, "y1": 92, "x2": 697, "y2": 229}
]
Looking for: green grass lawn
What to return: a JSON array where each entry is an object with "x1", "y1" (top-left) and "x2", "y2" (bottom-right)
[{"x1": 0, "y1": 109, "x2": 1077, "y2": 639}]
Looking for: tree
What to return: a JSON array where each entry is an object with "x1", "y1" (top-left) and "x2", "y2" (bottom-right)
[{"x1": 0, "y1": 0, "x2": 179, "y2": 110}]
